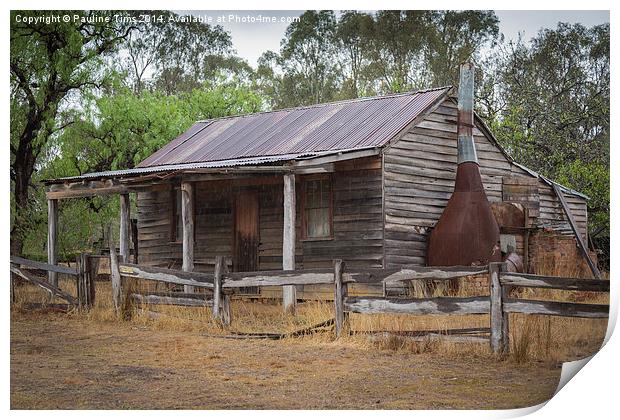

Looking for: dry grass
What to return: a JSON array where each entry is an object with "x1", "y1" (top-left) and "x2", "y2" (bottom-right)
[
  {"x1": 11, "y1": 267, "x2": 607, "y2": 366},
  {"x1": 10, "y1": 259, "x2": 609, "y2": 409}
]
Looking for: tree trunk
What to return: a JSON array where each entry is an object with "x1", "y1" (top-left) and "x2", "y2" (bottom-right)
[{"x1": 11, "y1": 118, "x2": 41, "y2": 257}]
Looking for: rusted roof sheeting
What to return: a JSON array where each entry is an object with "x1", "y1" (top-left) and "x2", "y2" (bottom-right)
[
  {"x1": 137, "y1": 87, "x2": 450, "y2": 168},
  {"x1": 44, "y1": 153, "x2": 314, "y2": 183}
]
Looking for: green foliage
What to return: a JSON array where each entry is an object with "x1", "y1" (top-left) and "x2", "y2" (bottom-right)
[
  {"x1": 119, "y1": 10, "x2": 234, "y2": 94},
  {"x1": 485, "y1": 23, "x2": 609, "y2": 235},
  {"x1": 258, "y1": 10, "x2": 500, "y2": 107},
  {"x1": 10, "y1": 10, "x2": 136, "y2": 255}
]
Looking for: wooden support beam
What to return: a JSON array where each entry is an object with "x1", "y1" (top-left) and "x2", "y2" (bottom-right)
[
  {"x1": 504, "y1": 298, "x2": 609, "y2": 319},
  {"x1": 130, "y1": 293, "x2": 211, "y2": 307},
  {"x1": 45, "y1": 179, "x2": 128, "y2": 199},
  {"x1": 119, "y1": 193, "x2": 130, "y2": 263},
  {"x1": 118, "y1": 263, "x2": 213, "y2": 288},
  {"x1": 223, "y1": 272, "x2": 334, "y2": 288},
  {"x1": 489, "y1": 262, "x2": 508, "y2": 356},
  {"x1": 282, "y1": 173, "x2": 296, "y2": 313},
  {"x1": 181, "y1": 181, "x2": 195, "y2": 293},
  {"x1": 501, "y1": 273, "x2": 609, "y2": 292},
  {"x1": 109, "y1": 242, "x2": 122, "y2": 313},
  {"x1": 47, "y1": 199, "x2": 58, "y2": 286},
  {"x1": 552, "y1": 184, "x2": 601, "y2": 279},
  {"x1": 11, "y1": 256, "x2": 77, "y2": 276},
  {"x1": 334, "y1": 259, "x2": 348, "y2": 338},
  {"x1": 212, "y1": 256, "x2": 224, "y2": 323}
]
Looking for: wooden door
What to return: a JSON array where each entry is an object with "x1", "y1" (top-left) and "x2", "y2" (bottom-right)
[{"x1": 233, "y1": 192, "x2": 259, "y2": 272}]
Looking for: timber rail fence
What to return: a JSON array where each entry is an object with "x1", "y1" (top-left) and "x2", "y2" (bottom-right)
[
  {"x1": 11, "y1": 254, "x2": 610, "y2": 356},
  {"x1": 10, "y1": 254, "x2": 99, "y2": 308}
]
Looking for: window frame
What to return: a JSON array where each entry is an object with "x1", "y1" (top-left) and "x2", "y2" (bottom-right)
[{"x1": 300, "y1": 174, "x2": 334, "y2": 241}]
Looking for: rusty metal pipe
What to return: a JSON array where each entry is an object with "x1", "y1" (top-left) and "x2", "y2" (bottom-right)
[{"x1": 427, "y1": 63, "x2": 501, "y2": 275}]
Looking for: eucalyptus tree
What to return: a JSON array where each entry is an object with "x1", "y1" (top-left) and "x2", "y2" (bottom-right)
[
  {"x1": 490, "y1": 23, "x2": 610, "y2": 235},
  {"x1": 10, "y1": 10, "x2": 136, "y2": 255},
  {"x1": 334, "y1": 10, "x2": 374, "y2": 98},
  {"x1": 120, "y1": 10, "x2": 233, "y2": 94},
  {"x1": 277, "y1": 10, "x2": 340, "y2": 106}
]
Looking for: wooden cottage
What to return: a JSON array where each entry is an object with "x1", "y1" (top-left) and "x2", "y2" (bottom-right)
[{"x1": 44, "y1": 86, "x2": 592, "y2": 303}]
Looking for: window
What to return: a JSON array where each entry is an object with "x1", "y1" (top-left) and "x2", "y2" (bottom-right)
[{"x1": 302, "y1": 176, "x2": 333, "y2": 239}]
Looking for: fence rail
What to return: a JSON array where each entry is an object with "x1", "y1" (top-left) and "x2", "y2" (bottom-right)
[
  {"x1": 500, "y1": 272, "x2": 610, "y2": 292},
  {"x1": 10, "y1": 256, "x2": 78, "y2": 276},
  {"x1": 10, "y1": 255, "x2": 95, "y2": 308},
  {"x1": 343, "y1": 296, "x2": 491, "y2": 316}
]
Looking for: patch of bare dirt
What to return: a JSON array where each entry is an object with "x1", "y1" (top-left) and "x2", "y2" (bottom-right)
[{"x1": 10, "y1": 311, "x2": 562, "y2": 409}]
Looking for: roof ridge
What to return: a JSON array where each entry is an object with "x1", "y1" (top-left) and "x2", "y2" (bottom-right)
[{"x1": 196, "y1": 85, "x2": 452, "y2": 124}]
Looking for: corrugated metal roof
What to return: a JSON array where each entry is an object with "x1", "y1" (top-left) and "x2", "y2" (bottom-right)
[
  {"x1": 137, "y1": 86, "x2": 450, "y2": 168},
  {"x1": 42, "y1": 148, "x2": 378, "y2": 183}
]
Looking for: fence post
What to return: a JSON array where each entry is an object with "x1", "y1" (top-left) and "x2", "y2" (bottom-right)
[
  {"x1": 489, "y1": 262, "x2": 508, "y2": 355},
  {"x1": 212, "y1": 255, "x2": 223, "y2": 323},
  {"x1": 334, "y1": 259, "x2": 348, "y2": 338},
  {"x1": 221, "y1": 294, "x2": 231, "y2": 326},
  {"x1": 76, "y1": 253, "x2": 95, "y2": 309},
  {"x1": 109, "y1": 244, "x2": 122, "y2": 314}
]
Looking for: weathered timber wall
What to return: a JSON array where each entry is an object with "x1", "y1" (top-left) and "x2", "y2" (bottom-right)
[
  {"x1": 136, "y1": 184, "x2": 181, "y2": 269},
  {"x1": 137, "y1": 161, "x2": 384, "y2": 277},
  {"x1": 382, "y1": 98, "x2": 588, "y2": 269}
]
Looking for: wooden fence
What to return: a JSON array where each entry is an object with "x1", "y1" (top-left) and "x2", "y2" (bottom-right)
[
  {"x1": 11, "y1": 253, "x2": 610, "y2": 356},
  {"x1": 10, "y1": 254, "x2": 98, "y2": 309}
]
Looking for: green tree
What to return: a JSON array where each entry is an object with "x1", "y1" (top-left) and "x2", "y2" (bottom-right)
[
  {"x1": 120, "y1": 10, "x2": 233, "y2": 94},
  {"x1": 264, "y1": 11, "x2": 340, "y2": 107},
  {"x1": 362, "y1": 10, "x2": 430, "y2": 93},
  {"x1": 10, "y1": 10, "x2": 136, "y2": 256},
  {"x1": 489, "y1": 23, "x2": 609, "y2": 236},
  {"x1": 334, "y1": 11, "x2": 374, "y2": 98},
  {"x1": 424, "y1": 10, "x2": 500, "y2": 86}
]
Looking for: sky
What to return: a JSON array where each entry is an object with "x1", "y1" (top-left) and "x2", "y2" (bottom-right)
[{"x1": 179, "y1": 10, "x2": 610, "y2": 67}]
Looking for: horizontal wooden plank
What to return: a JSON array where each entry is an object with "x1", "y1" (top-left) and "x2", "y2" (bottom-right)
[
  {"x1": 382, "y1": 267, "x2": 488, "y2": 285},
  {"x1": 366, "y1": 332, "x2": 489, "y2": 344},
  {"x1": 503, "y1": 299, "x2": 609, "y2": 319},
  {"x1": 223, "y1": 272, "x2": 334, "y2": 288},
  {"x1": 45, "y1": 179, "x2": 128, "y2": 199},
  {"x1": 501, "y1": 273, "x2": 609, "y2": 292},
  {"x1": 344, "y1": 296, "x2": 490, "y2": 315},
  {"x1": 131, "y1": 293, "x2": 212, "y2": 307},
  {"x1": 119, "y1": 263, "x2": 214, "y2": 288},
  {"x1": 11, "y1": 256, "x2": 78, "y2": 276}
]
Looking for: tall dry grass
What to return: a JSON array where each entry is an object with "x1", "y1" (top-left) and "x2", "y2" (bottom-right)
[{"x1": 10, "y1": 255, "x2": 609, "y2": 364}]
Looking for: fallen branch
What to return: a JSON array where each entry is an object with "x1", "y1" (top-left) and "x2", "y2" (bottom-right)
[
  {"x1": 350, "y1": 327, "x2": 490, "y2": 337},
  {"x1": 206, "y1": 318, "x2": 336, "y2": 340}
]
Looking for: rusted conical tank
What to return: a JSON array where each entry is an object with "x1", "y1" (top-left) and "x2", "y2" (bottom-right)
[{"x1": 427, "y1": 62, "x2": 501, "y2": 269}]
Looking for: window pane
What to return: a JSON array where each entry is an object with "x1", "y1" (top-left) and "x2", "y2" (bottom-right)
[
  {"x1": 307, "y1": 208, "x2": 330, "y2": 238},
  {"x1": 306, "y1": 180, "x2": 319, "y2": 208},
  {"x1": 304, "y1": 178, "x2": 331, "y2": 238},
  {"x1": 320, "y1": 179, "x2": 330, "y2": 206}
]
